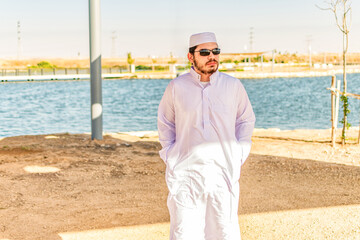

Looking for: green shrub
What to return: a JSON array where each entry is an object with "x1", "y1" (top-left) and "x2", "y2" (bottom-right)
[
  {"x1": 154, "y1": 66, "x2": 166, "y2": 71},
  {"x1": 222, "y1": 59, "x2": 232, "y2": 63},
  {"x1": 36, "y1": 61, "x2": 56, "y2": 68},
  {"x1": 136, "y1": 65, "x2": 152, "y2": 70}
]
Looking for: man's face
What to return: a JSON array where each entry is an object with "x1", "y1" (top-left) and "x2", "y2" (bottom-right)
[{"x1": 188, "y1": 42, "x2": 219, "y2": 75}]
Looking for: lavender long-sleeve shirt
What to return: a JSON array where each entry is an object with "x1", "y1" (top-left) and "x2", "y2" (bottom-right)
[{"x1": 158, "y1": 68, "x2": 255, "y2": 196}]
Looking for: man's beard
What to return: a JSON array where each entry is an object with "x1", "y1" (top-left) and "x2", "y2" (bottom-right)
[{"x1": 193, "y1": 58, "x2": 219, "y2": 75}]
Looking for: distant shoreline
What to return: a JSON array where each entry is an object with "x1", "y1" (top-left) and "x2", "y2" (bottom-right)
[{"x1": 1, "y1": 68, "x2": 360, "y2": 83}]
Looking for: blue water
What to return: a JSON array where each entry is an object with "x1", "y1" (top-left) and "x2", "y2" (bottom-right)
[{"x1": 1, "y1": 74, "x2": 360, "y2": 137}]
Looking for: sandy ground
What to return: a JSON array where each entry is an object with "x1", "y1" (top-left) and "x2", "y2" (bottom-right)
[{"x1": 1, "y1": 128, "x2": 360, "y2": 240}]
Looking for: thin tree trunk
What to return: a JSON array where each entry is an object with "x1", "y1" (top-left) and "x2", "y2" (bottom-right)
[
  {"x1": 341, "y1": 7, "x2": 348, "y2": 145},
  {"x1": 341, "y1": 45, "x2": 347, "y2": 144},
  {"x1": 331, "y1": 76, "x2": 336, "y2": 147}
]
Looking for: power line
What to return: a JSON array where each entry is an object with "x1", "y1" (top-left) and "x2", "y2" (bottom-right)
[
  {"x1": 111, "y1": 31, "x2": 117, "y2": 58},
  {"x1": 249, "y1": 27, "x2": 254, "y2": 52},
  {"x1": 17, "y1": 21, "x2": 22, "y2": 59},
  {"x1": 306, "y1": 35, "x2": 312, "y2": 68}
]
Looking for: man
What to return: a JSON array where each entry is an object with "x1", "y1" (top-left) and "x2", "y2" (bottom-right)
[{"x1": 158, "y1": 32, "x2": 255, "y2": 240}]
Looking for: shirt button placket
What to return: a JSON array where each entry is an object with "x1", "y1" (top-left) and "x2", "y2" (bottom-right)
[{"x1": 202, "y1": 87, "x2": 210, "y2": 140}]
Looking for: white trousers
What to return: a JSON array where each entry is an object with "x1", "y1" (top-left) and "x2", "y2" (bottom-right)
[{"x1": 167, "y1": 184, "x2": 241, "y2": 240}]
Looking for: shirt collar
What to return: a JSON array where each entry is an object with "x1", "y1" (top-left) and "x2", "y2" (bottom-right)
[{"x1": 190, "y1": 67, "x2": 219, "y2": 85}]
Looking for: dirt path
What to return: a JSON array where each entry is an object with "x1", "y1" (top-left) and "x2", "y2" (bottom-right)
[{"x1": 0, "y1": 129, "x2": 360, "y2": 240}]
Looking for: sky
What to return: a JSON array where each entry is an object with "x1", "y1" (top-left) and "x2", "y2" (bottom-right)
[{"x1": 1, "y1": 0, "x2": 360, "y2": 59}]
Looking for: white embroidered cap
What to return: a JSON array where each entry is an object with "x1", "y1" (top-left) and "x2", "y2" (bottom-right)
[{"x1": 189, "y1": 32, "x2": 217, "y2": 48}]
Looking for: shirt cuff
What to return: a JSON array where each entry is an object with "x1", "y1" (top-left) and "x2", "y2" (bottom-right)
[
  {"x1": 237, "y1": 141, "x2": 252, "y2": 165},
  {"x1": 159, "y1": 144, "x2": 173, "y2": 163}
]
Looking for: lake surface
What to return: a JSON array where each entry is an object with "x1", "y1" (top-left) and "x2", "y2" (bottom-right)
[{"x1": 1, "y1": 73, "x2": 360, "y2": 137}]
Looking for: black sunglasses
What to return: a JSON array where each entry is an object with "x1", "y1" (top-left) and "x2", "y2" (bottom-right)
[{"x1": 195, "y1": 48, "x2": 221, "y2": 56}]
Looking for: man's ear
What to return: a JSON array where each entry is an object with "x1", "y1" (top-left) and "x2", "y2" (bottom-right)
[{"x1": 187, "y1": 52, "x2": 194, "y2": 64}]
